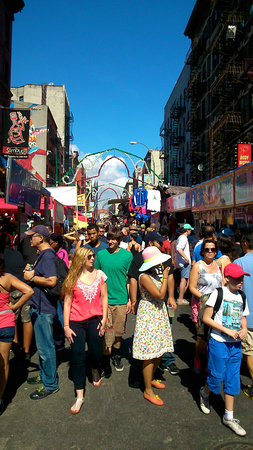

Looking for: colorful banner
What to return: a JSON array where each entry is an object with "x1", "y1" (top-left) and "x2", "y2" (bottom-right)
[
  {"x1": 192, "y1": 176, "x2": 233, "y2": 211},
  {"x1": 238, "y1": 144, "x2": 252, "y2": 167},
  {"x1": 235, "y1": 168, "x2": 253, "y2": 204},
  {"x1": 3, "y1": 109, "x2": 30, "y2": 158}
]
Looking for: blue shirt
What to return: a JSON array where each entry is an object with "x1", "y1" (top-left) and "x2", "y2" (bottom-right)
[
  {"x1": 235, "y1": 252, "x2": 253, "y2": 329},
  {"x1": 29, "y1": 248, "x2": 57, "y2": 315},
  {"x1": 85, "y1": 240, "x2": 109, "y2": 255}
]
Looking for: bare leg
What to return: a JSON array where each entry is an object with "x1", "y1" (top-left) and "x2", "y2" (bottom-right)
[
  {"x1": 246, "y1": 355, "x2": 253, "y2": 385},
  {"x1": 143, "y1": 359, "x2": 155, "y2": 397},
  {"x1": 224, "y1": 393, "x2": 234, "y2": 412},
  {"x1": 23, "y1": 321, "x2": 33, "y2": 354},
  {"x1": 203, "y1": 384, "x2": 211, "y2": 396},
  {"x1": 178, "y1": 278, "x2": 187, "y2": 301},
  {"x1": 13, "y1": 324, "x2": 18, "y2": 344},
  {"x1": 113, "y1": 336, "x2": 122, "y2": 351},
  {"x1": 0, "y1": 342, "x2": 12, "y2": 399},
  {"x1": 195, "y1": 336, "x2": 207, "y2": 361}
]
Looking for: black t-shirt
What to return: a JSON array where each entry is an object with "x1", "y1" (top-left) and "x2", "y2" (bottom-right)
[
  {"x1": 18, "y1": 236, "x2": 38, "y2": 265},
  {"x1": 4, "y1": 248, "x2": 25, "y2": 281}
]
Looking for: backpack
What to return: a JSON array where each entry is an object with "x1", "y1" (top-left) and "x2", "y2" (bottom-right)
[
  {"x1": 198, "y1": 287, "x2": 246, "y2": 341},
  {"x1": 43, "y1": 253, "x2": 69, "y2": 302}
]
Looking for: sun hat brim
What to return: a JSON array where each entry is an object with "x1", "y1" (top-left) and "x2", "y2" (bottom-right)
[{"x1": 139, "y1": 253, "x2": 171, "y2": 272}]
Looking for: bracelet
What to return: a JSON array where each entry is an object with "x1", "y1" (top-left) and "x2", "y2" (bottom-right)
[
  {"x1": 163, "y1": 278, "x2": 168, "y2": 280},
  {"x1": 64, "y1": 325, "x2": 69, "y2": 328}
]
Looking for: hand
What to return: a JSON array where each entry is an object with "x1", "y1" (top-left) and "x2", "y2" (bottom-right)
[
  {"x1": 162, "y1": 266, "x2": 170, "y2": 279},
  {"x1": 23, "y1": 269, "x2": 35, "y2": 282},
  {"x1": 168, "y1": 298, "x2": 177, "y2": 310},
  {"x1": 64, "y1": 326, "x2": 76, "y2": 344},
  {"x1": 238, "y1": 329, "x2": 248, "y2": 341},
  {"x1": 24, "y1": 264, "x2": 32, "y2": 271},
  {"x1": 8, "y1": 302, "x2": 16, "y2": 311},
  {"x1": 126, "y1": 300, "x2": 131, "y2": 315},
  {"x1": 227, "y1": 328, "x2": 239, "y2": 340},
  {"x1": 131, "y1": 301, "x2": 138, "y2": 315},
  {"x1": 97, "y1": 319, "x2": 106, "y2": 337}
]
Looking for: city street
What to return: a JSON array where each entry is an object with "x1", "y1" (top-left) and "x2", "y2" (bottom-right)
[{"x1": 0, "y1": 305, "x2": 252, "y2": 450}]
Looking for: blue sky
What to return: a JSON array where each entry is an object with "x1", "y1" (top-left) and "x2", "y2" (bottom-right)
[{"x1": 11, "y1": 0, "x2": 195, "y2": 195}]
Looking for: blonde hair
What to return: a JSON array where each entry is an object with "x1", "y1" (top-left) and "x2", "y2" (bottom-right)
[{"x1": 61, "y1": 247, "x2": 95, "y2": 297}]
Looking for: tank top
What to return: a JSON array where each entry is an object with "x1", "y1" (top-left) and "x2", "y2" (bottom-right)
[
  {"x1": 196, "y1": 260, "x2": 222, "y2": 296},
  {"x1": 0, "y1": 291, "x2": 15, "y2": 328}
]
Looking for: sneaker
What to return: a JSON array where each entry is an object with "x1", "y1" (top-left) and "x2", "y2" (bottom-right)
[
  {"x1": 100, "y1": 365, "x2": 112, "y2": 379},
  {"x1": 111, "y1": 355, "x2": 124, "y2": 372},
  {"x1": 27, "y1": 375, "x2": 42, "y2": 385},
  {"x1": 165, "y1": 362, "x2": 180, "y2": 375},
  {"x1": 243, "y1": 385, "x2": 253, "y2": 400},
  {"x1": 200, "y1": 387, "x2": 210, "y2": 414},
  {"x1": 30, "y1": 386, "x2": 59, "y2": 400},
  {"x1": 223, "y1": 416, "x2": 246, "y2": 436},
  {"x1": 194, "y1": 358, "x2": 201, "y2": 375}
]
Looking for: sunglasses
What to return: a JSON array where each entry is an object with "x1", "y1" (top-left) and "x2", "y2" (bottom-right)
[
  {"x1": 204, "y1": 248, "x2": 216, "y2": 253},
  {"x1": 29, "y1": 234, "x2": 40, "y2": 240},
  {"x1": 87, "y1": 254, "x2": 95, "y2": 260}
]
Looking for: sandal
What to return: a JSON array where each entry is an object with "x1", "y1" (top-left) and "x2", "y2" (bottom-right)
[
  {"x1": 92, "y1": 369, "x2": 101, "y2": 387},
  {"x1": 70, "y1": 398, "x2": 83, "y2": 415}
]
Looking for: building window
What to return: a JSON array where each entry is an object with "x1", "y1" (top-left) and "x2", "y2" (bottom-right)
[{"x1": 19, "y1": 96, "x2": 24, "y2": 102}]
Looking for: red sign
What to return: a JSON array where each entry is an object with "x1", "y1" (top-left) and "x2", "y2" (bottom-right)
[
  {"x1": 2, "y1": 109, "x2": 30, "y2": 158},
  {"x1": 238, "y1": 144, "x2": 252, "y2": 167}
]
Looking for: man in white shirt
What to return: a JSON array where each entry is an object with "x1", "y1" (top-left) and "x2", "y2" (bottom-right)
[{"x1": 176, "y1": 224, "x2": 194, "y2": 305}]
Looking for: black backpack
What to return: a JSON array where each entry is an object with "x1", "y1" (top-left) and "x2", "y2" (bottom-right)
[
  {"x1": 198, "y1": 287, "x2": 246, "y2": 341},
  {"x1": 43, "y1": 253, "x2": 69, "y2": 301}
]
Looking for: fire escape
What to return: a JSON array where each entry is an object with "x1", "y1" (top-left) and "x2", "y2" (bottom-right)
[
  {"x1": 169, "y1": 98, "x2": 186, "y2": 185},
  {"x1": 209, "y1": 6, "x2": 245, "y2": 177}
]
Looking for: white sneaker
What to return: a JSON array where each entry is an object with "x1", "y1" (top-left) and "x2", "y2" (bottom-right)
[
  {"x1": 199, "y1": 387, "x2": 210, "y2": 414},
  {"x1": 223, "y1": 416, "x2": 246, "y2": 436}
]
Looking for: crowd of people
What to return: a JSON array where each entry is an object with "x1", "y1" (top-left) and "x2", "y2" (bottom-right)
[{"x1": 0, "y1": 218, "x2": 252, "y2": 437}]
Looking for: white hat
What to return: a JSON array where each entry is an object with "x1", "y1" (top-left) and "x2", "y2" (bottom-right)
[{"x1": 139, "y1": 246, "x2": 171, "y2": 272}]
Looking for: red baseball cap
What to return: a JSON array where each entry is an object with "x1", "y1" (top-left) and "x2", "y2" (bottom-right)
[{"x1": 224, "y1": 263, "x2": 250, "y2": 278}]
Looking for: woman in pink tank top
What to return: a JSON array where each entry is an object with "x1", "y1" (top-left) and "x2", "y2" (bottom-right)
[{"x1": 62, "y1": 247, "x2": 108, "y2": 415}]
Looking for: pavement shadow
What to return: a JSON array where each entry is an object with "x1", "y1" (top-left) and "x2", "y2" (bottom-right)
[
  {"x1": 3, "y1": 357, "x2": 30, "y2": 407},
  {"x1": 176, "y1": 312, "x2": 196, "y2": 339}
]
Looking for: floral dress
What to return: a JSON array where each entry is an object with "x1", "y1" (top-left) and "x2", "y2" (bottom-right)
[{"x1": 133, "y1": 274, "x2": 173, "y2": 360}]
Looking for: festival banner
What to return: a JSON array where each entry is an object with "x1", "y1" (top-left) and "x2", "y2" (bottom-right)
[
  {"x1": 3, "y1": 109, "x2": 30, "y2": 158},
  {"x1": 238, "y1": 144, "x2": 252, "y2": 167}
]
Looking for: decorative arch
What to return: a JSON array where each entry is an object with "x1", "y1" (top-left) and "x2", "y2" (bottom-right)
[{"x1": 98, "y1": 187, "x2": 119, "y2": 200}]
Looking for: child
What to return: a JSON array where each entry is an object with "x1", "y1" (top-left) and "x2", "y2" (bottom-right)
[{"x1": 200, "y1": 263, "x2": 249, "y2": 436}]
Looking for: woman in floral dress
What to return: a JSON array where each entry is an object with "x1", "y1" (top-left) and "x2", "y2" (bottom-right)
[{"x1": 133, "y1": 246, "x2": 173, "y2": 406}]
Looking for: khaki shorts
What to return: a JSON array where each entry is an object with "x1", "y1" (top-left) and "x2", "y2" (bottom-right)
[
  {"x1": 108, "y1": 304, "x2": 127, "y2": 338},
  {"x1": 241, "y1": 329, "x2": 253, "y2": 356},
  {"x1": 10, "y1": 291, "x2": 31, "y2": 324}
]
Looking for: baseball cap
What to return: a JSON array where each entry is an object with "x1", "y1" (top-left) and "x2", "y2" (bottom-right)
[
  {"x1": 183, "y1": 224, "x2": 194, "y2": 230},
  {"x1": 143, "y1": 231, "x2": 166, "y2": 244},
  {"x1": 224, "y1": 263, "x2": 250, "y2": 278},
  {"x1": 25, "y1": 225, "x2": 50, "y2": 237}
]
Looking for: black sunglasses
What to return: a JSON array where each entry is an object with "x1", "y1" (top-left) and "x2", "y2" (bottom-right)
[
  {"x1": 87, "y1": 254, "x2": 95, "y2": 260},
  {"x1": 204, "y1": 247, "x2": 216, "y2": 252}
]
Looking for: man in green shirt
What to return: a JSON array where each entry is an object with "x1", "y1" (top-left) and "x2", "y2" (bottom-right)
[{"x1": 95, "y1": 227, "x2": 133, "y2": 374}]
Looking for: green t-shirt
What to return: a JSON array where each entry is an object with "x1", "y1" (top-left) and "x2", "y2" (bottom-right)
[{"x1": 95, "y1": 248, "x2": 133, "y2": 305}]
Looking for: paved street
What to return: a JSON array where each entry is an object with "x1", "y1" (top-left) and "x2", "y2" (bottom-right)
[{"x1": 0, "y1": 305, "x2": 252, "y2": 450}]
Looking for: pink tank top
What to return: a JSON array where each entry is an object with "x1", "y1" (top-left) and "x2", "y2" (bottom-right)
[
  {"x1": 69, "y1": 270, "x2": 107, "y2": 321},
  {"x1": 0, "y1": 292, "x2": 15, "y2": 328}
]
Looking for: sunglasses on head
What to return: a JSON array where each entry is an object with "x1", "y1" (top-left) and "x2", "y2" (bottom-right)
[
  {"x1": 204, "y1": 247, "x2": 216, "y2": 252},
  {"x1": 87, "y1": 254, "x2": 95, "y2": 260}
]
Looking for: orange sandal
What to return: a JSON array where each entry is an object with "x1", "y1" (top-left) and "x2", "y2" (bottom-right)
[
  {"x1": 151, "y1": 379, "x2": 165, "y2": 389},
  {"x1": 144, "y1": 392, "x2": 164, "y2": 406},
  {"x1": 92, "y1": 370, "x2": 101, "y2": 387}
]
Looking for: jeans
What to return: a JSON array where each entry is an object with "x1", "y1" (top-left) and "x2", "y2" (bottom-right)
[
  {"x1": 161, "y1": 352, "x2": 175, "y2": 367},
  {"x1": 70, "y1": 317, "x2": 103, "y2": 390},
  {"x1": 53, "y1": 301, "x2": 64, "y2": 348},
  {"x1": 30, "y1": 308, "x2": 58, "y2": 390}
]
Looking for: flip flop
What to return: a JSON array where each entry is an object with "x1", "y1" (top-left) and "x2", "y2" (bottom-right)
[
  {"x1": 144, "y1": 392, "x2": 164, "y2": 406},
  {"x1": 70, "y1": 398, "x2": 84, "y2": 414},
  {"x1": 151, "y1": 379, "x2": 165, "y2": 389},
  {"x1": 92, "y1": 370, "x2": 102, "y2": 387}
]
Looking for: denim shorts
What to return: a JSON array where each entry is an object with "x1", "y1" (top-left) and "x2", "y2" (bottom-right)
[
  {"x1": 0, "y1": 326, "x2": 15, "y2": 343},
  {"x1": 207, "y1": 337, "x2": 242, "y2": 395},
  {"x1": 180, "y1": 263, "x2": 191, "y2": 279}
]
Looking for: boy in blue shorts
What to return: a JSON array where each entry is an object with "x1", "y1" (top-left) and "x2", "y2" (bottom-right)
[{"x1": 200, "y1": 263, "x2": 249, "y2": 436}]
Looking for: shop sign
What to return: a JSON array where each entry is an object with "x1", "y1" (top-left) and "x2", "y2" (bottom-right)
[
  {"x1": 144, "y1": 173, "x2": 153, "y2": 188},
  {"x1": 192, "y1": 176, "x2": 233, "y2": 210},
  {"x1": 5, "y1": 158, "x2": 42, "y2": 210},
  {"x1": 235, "y1": 168, "x2": 253, "y2": 204},
  {"x1": 3, "y1": 109, "x2": 30, "y2": 158},
  {"x1": 238, "y1": 144, "x2": 252, "y2": 167},
  {"x1": 54, "y1": 199, "x2": 64, "y2": 223}
]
